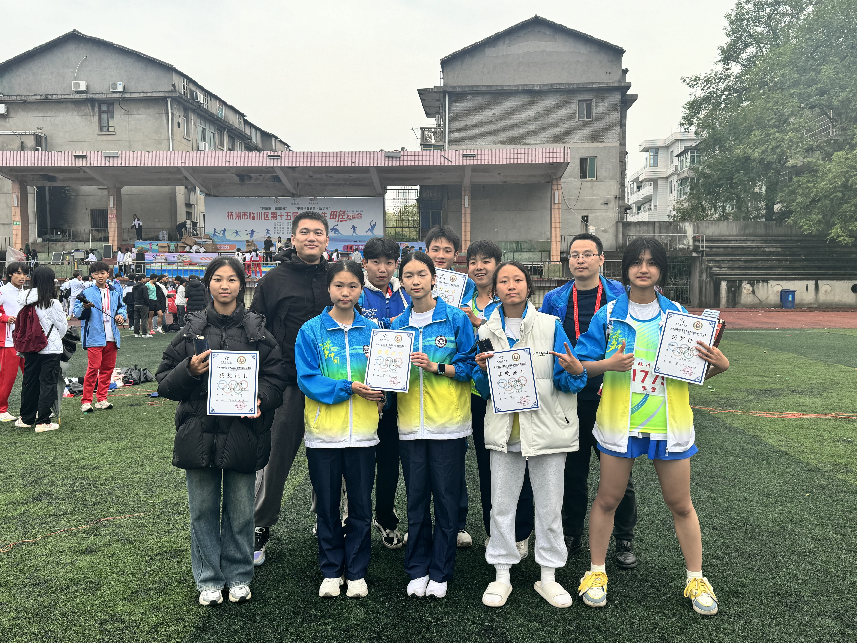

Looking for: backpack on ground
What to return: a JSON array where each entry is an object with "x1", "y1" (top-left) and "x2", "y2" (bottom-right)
[{"x1": 13, "y1": 304, "x2": 53, "y2": 354}]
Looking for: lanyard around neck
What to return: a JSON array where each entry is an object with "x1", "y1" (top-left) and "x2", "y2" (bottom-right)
[{"x1": 572, "y1": 281, "x2": 603, "y2": 339}]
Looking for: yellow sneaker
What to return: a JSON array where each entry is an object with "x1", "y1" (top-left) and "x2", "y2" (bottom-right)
[
  {"x1": 684, "y1": 576, "x2": 718, "y2": 615},
  {"x1": 578, "y1": 570, "x2": 608, "y2": 607}
]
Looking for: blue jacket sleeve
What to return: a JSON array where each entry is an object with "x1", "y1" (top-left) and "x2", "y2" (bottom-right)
[
  {"x1": 461, "y1": 278, "x2": 476, "y2": 307},
  {"x1": 294, "y1": 326, "x2": 354, "y2": 405},
  {"x1": 114, "y1": 287, "x2": 127, "y2": 319},
  {"x1": 472, "y1": 363, "x2": 490, "y2": 398},
  {"x1": 575, "y1": 307, "x2": 608, "y2": 361},
  {"x1": 551, "y1": 320, "x2": 587, "y2": 393},
  {"x1": 450, "y1": 312, "x2": 477, "y2": 381}
]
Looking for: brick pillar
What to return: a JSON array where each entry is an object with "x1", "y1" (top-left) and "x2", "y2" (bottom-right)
[
  {"x1": 11, "y1": 180, "x2": 29, "y2": 251},
  {"x1": 108, "y1": 187, "x2": 123, "y2": 252},
  {"x1": 550, "y1": 178, "x2": 562, "y2": 262},
  {"x1": 461, "y1": 184, "x2": 472, "y2": 254}
]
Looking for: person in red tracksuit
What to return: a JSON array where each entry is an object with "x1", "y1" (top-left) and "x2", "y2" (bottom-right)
[{"x1": 0, "y1": 262, "x2": 29, "y2": 422}]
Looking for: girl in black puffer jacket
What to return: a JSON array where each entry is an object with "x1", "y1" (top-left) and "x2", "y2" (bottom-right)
[
  {"x1": 184, "y1": 275, "x2": 208, "y2": 313},
  {"x1": 156, "y1": 257, "x2": 286, "y2": 606}
]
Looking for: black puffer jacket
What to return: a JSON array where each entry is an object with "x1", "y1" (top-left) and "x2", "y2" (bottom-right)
[
  {"x1": 250, "y1": 247, "x2": 329, "y2": 383},
  {"x1": 184, "y1": 277, "x2": 208, "y2": 313},
  {"x1": 156, "y1": 305, "x2": 287, "y2": 473},
  {"x1": 132, "y1": 281, "x2": 149, "y2": 307}
]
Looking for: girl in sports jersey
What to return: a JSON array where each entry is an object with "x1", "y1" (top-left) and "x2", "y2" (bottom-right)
[{"x1": 574, "y1": 238, "x2": 729, "y2": 616}]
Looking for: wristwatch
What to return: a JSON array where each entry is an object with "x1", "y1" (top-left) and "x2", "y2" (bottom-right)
[{"x1": 436, "y1": 363, "x2": 446, "y2": 375}]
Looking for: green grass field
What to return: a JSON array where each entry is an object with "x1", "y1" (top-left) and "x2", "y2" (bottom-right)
[{"x1": 1, "y1": 329, "x2": 855, "y2": 642}]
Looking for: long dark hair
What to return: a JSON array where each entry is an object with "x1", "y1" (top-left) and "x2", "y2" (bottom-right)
[
  {"x1": 203, "y1": 257, "x2": 246, "y2": 302},
  {"x1": 28, "y1": 266, "x2": 56, "y2": 309}
]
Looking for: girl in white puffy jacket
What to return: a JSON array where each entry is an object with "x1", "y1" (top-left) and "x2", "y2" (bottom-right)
[{"x1": 18, "y1": 267, "x2": 68, "y2": 432}]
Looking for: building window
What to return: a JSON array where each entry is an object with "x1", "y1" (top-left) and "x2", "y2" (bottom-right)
[
  {"x1": 217, "y1": 129, "x2": 224, "y2": 149},
  {"x1": 578, "y1": 99, "x2": 593, "y2": 121},
  {"x1": 669, "y1": 150, "x2": 675, "y2": 166},
  {"x1": 580, "y1": 157, "x2": 597, "y2": 180},
  {"x1": 207, "y1": 128, "x2": 216, "y2": 150},
  {"x1": 182, "y1": 107, "x2": 190, "y2": 139},
  {"x1": 98, "y1": 102, "x2": 115, "y2": 133},
  {"x1": 90, "y1": 208, "x2": 108, "y2": 229},
  {"x1": 669, "y1": 180, "x2": 674, "y2": 194},
  {"x1": 227, "y1": 134, "x2": 235, "y2": 151},
  {"x1": 677, "y1": 177, "x2": 690, "y2": 199},
  {"x1": 649, "y1": 149, "x2": 659, "y2": 167},
  {"x1": 688, "y1": 150, "x2": 701, "y2": 166},
  {"x1": 251, "y1": 127, "x2": 257, "y2": 144},
  {"x1": 181, "y1": 78, "x2": 188, "y2": 97}
]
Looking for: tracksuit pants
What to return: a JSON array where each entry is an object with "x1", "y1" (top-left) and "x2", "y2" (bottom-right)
[
  {"x1": 374, "y1": 395, "x2": 400, "y2": 530},
  {"x1": 134, "y1": 305, "x2": 149, "y2": 335},
  {"x1": 400, "y1": 437, "x2": 466, "y2": 583},
  {"x1": 562, "y1": 399, "x2": 637, "y2": 541},
  {"x1": 0, "y1": 346, "x2": 24, "y2": 413},
  {"x1": 254, "y1": 384, "x2": 306, "y2": 528},
  {"x1": 82, "y1": 342, "x2": 118, "y2": 404},
  {"x1": 20, "y1": 352, "x2": 61, "y2": 425},
  {"x1": 486, "y1": 450, "x2": 568, "y2": 570},
  {"x1": 307, "y1": 446, "x2": 376, "y2": 580},
  {"x1": 471, "y1": 394, "x2": 534, "y2": 541}
]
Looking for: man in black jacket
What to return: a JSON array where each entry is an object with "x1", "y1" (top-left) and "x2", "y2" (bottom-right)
[
  {"x1": 251, "y1": 211, "x2": 330, "y2": 565},
  {"x1": 132, "y1": 275, "x2": 151, "y2": 337}
]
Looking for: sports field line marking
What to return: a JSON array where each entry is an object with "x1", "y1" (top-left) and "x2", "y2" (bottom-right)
[
  {"x1": 693, "y1": 406, "x2": 857, "y2": 420},
  {"x1": 1, "y1": 513, "x2": 147, "y2": 554}
]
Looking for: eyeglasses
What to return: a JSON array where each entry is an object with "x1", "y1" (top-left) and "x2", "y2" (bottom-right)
[{"x1": 569, "y1": 252, "x2": 600, "y2": 260}]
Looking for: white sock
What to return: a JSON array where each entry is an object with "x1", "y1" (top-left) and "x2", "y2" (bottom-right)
[
  {"x1": 687, "y1": 569, "x2": 703, "y2": 581},
  {"x1": 540, "y1": 566, "x2": 556, "y2": 585},
  {"x1": 591, "y1": 564, "x2": 606, "y2": 573},
  {"x1": 495, "y1": 565, "x2": 511, "y2": 586}
]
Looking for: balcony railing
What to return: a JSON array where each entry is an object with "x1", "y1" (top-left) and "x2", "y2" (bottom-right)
[{"x1": 627, "y1": 183, "x2": 653, "y2": 204}]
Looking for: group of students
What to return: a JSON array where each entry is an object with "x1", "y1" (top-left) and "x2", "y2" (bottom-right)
[{"x1": 153, "y1": 210, "x2": 729, "y2": 615}]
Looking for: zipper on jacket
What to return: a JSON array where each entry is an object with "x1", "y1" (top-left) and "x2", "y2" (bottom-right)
[
  {"x1": 418, "y1": 327, "x2": 424, "y2": 437},
  {"x1": 344, "y1": 327, "x2": 354, "y2": 444}
]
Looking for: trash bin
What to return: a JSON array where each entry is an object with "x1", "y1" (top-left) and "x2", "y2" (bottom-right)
[{"x1": 780, "y1": 289, "x2": 796, "y2": 309}]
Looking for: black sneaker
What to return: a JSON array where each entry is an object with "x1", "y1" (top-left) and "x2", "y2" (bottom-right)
[
  {"x1": 615, "y1": 539, "x2": 638, "y2": 569},
  {"x1": 253, "y1": 527, "x2": 269, "y2": 566},
  {"x1": 565, "y1": 534, "x2": 584, "y2": 554}
]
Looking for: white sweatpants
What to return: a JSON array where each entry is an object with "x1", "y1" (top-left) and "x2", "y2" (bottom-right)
[{"x1": 485, "y1": 449, "x2": 568, "y2": 569}]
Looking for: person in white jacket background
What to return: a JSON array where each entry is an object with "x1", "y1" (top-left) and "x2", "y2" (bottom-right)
[{"x1": 17, "y1": 266, "x2": 68, "y2": 432}]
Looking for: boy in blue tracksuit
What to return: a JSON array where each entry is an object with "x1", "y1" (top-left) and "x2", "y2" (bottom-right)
[
  {"x1": 357, "y1": 238, "x2": 411, "y2": 549},
  {"x1": 73, "y1": 261, "x2": 127, "y2": 413},
  {"x1": 539, "y1": 232, "x2": 638, "y2": 568}
]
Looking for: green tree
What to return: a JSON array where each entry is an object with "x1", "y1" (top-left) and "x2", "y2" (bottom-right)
[{"x1": 679, "y1": 0, "x2": 857, "y2": 242}]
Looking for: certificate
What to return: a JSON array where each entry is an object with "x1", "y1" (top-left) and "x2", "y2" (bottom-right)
[
  {"x1": 653, "y1": 311, "x2": 718, "y2": 385},
  {"x1": 364, "y1": 329, "x2": 414, "y2": 392},
  {"x1": 486, "y1": 348, "x2": 540, "y2": 414},
  {"x1": 434, "y1": 268, "x2": 467, "y2": 307},
  {"x1": 207, "y1": 350, "x2": 259, "y2": 416}
]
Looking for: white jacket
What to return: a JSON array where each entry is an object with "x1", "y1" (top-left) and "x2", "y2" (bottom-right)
[
  {"x1": 478, "y1": 303, "x2": 581, "y2": 457},
  {"x1": 19, "y1": 289, "x2": 68, "y2": 354}
]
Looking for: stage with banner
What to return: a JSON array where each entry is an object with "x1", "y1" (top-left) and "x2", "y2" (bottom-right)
[{"x1": 204, "y1": 197, "x2": 384, "y2": 251}]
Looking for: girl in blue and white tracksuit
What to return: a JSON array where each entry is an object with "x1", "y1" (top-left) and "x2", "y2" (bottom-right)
[
  {"x1": 390, "y1": 252, "x2": 477, "y2": 599},
  {"x1": 295, "y1": 261, "x2": 385, "y2": 599}
]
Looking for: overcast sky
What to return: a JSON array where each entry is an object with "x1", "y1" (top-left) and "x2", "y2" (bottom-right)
[{"x1": 2, "y1": 0, "x2": 735, "y2": 170}]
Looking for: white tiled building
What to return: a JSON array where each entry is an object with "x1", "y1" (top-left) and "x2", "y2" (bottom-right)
[{"x1": 626, "y1": 130, "x2": 699, "y2": 221}]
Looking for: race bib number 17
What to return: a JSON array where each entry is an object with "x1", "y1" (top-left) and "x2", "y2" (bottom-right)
[{"x1": 630, "y1": 359, "x2": 665, "y2": 396}]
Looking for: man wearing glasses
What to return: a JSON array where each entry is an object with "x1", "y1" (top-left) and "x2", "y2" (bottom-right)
[
  {"x1": 250, "y1": 211, "x2": 331, "y2": 566},
  {"x1": 539, "y1": 233, "x2": 639, "y2": 569}
]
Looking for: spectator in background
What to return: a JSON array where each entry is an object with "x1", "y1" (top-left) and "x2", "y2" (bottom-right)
[
  {"x1": 147, "y1": 274, "x2": 160, "y2": 334},
  {"x1": 132, "y1": 215, "x2": 143, "y2": 240},
  {"x1": 17, "y1": 266, "x2": 68, "y2": 432},
  {"x1": 123, "y1": 248, "x2": 134, "y2": 275},
  {"x1": 123, "y1": 276, "x2": 136, "y2": 330},
  {"x1": 176, "y1": 219, "x2": 188, "y2": 240},
  {"x1": 115, "y1": 248, "x2": 125, "y2": 276},
  {"x1": 184, "y1": 275, "x2": 208, "y2": 314},
  {"x1": 174, "y1": 276, "x2": 187, "y2": 327},
  {"x1": 132, "y1": 275, "x2": 150, "y2": 338},
  {"x1": 156, "y1": 275, "x2": 169, "y2": 331},
  {"x1": 249, "y1": 249, "x2": 263, "y2": 279},
  {"x1": 86, "y1": 249, "x2": 97, "y2": 263},
  {"x1": 263, "y1": 235, "x2": 274, "y2": 262},
  {"x1": 0, "y1": 262, "x2": 29, "y2": 422}
]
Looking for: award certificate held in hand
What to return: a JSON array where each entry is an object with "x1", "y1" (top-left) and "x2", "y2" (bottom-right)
[
  {"x1": 364, "y1": 329, "x2": 415, "y2": 393},
  {"x1": 653, "y1": 311, "x2": 718, "y2": 385},
  {"x1": 207, "y1": 350, "x2": 260, "y2": 416},
  {"x1": 433, "y1": 268, "x2": 467, "y2": 307},
  {"x1": 487, "y1": 348, "x2": 540, "y2": 414}
]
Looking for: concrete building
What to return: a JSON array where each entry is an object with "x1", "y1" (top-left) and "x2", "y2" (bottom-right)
[
  {"x1": 416, "y1": 15, "x2": 636, "y2": 256},
  {"x1": 626, "y1": 130, "x2": 698, "y2": 222},
  {"x1": 0, "y1": 30, "x2": 288, "y2": 251}
]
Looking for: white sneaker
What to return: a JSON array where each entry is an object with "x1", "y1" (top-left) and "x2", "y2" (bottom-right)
[
  {"x1": 407, "y1": 575, "x2": 429, "y2": 597},
  {"x1": 15, "y1": 417, "x2": 31, "y2": 428},
  {"x1": 426, "y1": 580, "x2": 448, "y2": 598},
  {"x1": 198, "y1": 589, "x2": 223, "y2": 606},
  {"x1": 93, "y1": 400, "x2": 114, "y2": 410},
  {"x1": 346, "y1": 578, "x2": 368, "y2": 598},
  {"x1": 457, "y1": 530, "x2": 473, "y2": 548},
  {"x1": 319, "y1": 576, "x2": 344, "y2": 597},
  {"x1": 0, "y1": 412, "x2": 17, "y2": 422},
  {"x1": 133, "y1": 334, "x2": 142, "y2": 338},
  {"x1": 81, "y1": 403, "x2": 94, "y2": 413},
  {"x1": 157, "y1": 328, "x2": 165, "y2": 334},
  {"x1": 35, "y1": 423, "x2": 60, "y2": 433},
  {"x1": 228, "y1": 584, "x2": 251, "y2": 603}
]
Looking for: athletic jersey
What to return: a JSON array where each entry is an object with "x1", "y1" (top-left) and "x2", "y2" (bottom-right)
[{"x1": 626, "y1": 301, "x2": 667, "y2": 438}]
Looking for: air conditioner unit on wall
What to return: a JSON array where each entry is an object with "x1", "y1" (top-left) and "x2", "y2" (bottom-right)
[
  {"x1": 0, "y1": 104, "x2": 7, "y2": 116},
  {"x1": 198, "y1": 141, "x2": 207, "y2": 151},
  {"x1": 72, "y1": 81, "x2": 87, "y2": 93},
  {"x1": 110, "y1": 82, "x2": 125, "y2": 92},
  {"x1": 192, "y1": 91, "x2": 203, "y2": 102}
]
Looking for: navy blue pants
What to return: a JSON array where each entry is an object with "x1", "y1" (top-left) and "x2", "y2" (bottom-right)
[
  {"x1": 375, "y1": 395, "x2": 400, "y2": 530},
  {"x1": 307, "y1": 446, "x2": 376, "y2": 581},
  {"x1": 400, "y1": 437, "x2": 466, "y2": 583}
]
